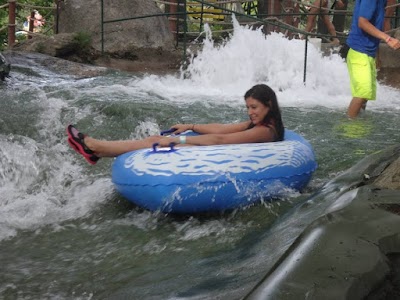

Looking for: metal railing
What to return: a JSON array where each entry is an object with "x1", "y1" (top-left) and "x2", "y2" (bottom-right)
[
  {"x1": 0, "y1": 0, "x2": 58, "y2": 47},
  {"x1": 99, "y1": 0, "x2": 356, "y2": 82},
  {"x1": 2, "y1": 1, "x2": 399, "y2": 82}
]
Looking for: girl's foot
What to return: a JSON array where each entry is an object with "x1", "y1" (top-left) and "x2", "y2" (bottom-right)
[{"x1": 66, "y1": 125, "x2": 100, "y2": 165}]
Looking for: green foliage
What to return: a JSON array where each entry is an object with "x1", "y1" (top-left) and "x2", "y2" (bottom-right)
[
  {"x1": 73, "y1": 31, "x2": 92, "y2": 51},
  {"x1": 0, "y1": 0, "x2": 54, "y2": 50},
  {"x1": 35, "y1": 41, "x2": 45, "y2": 53}
]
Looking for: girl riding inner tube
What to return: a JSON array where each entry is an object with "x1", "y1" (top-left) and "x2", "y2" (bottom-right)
[{"x1": 111, "y1": 129, "x2": 317, "y2": 214}]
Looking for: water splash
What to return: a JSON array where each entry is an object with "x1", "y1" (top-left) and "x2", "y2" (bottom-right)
[
  {"x1": 1, "y1": 16, "x2": 398, "y2": 243},
  {"x1": 0, "y1": 134, "x2": 114, "y2": 241},
  {"x1": 134, "y1": 17, "x2": 399, "y2": 110},
  {"x1": 0, "y1": 87, "x2": 115, "y2": 242}
]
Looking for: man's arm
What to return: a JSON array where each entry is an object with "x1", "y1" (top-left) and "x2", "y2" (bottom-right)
[{"x1": 358, "y1": 17, "x2": 400, "y2": 50}]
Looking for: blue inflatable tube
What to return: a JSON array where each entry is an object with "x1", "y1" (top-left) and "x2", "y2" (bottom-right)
[{"x1": 112, "y1": 130, "x2": 317, "y2": 214}]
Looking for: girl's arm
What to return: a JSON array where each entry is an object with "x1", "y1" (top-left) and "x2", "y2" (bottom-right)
[
  {"x1": 170, "y1": 121, "x2": 251, "y2": 134},
  {"x1": 158, "y1": 125, "x2": 276, "y2": 147}
]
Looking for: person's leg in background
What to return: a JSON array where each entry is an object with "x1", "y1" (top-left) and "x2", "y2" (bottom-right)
[{"x1": 384, "y1": 0, "x2": 397, "y2": 32}]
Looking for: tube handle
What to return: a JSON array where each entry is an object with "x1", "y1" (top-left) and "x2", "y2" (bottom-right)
[{"x1": 152, "y1": 142, "x2": 176, "y2": 152}]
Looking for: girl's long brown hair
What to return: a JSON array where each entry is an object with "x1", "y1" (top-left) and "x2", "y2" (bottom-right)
[{"x1": 244, "y1": 84, "x2": 285, "y2": 141}]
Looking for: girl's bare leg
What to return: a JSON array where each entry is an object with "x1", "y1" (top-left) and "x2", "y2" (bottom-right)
[{"x1": 85, "y1": 136, "x2": 161, "y2": 157}]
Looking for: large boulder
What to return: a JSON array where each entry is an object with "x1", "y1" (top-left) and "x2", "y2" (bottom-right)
[
  {"x1": 12, "y1": 33, "x2": 81, "y2": 58},
  {"x1": 0, "y1": 52, "x2": 11, "y2": 80},
  {"x1": 245, "y1": 145, "x2": 400, "y2": 299},
  {"x1": 11, "y1": 0, "x2": 182, "y2": 73},
  {"x1": 57, "y1": 0, "x2": 175, "y2": 54},
  {"x1": 374, "y1": 156, "x2": 400, "y2": 190},
  {"x1": 379, "y1": 29, "x2": 400, "y2": 69},
  {"x1": 377, "y1": 29, "x2": 400, "y2": 87}
]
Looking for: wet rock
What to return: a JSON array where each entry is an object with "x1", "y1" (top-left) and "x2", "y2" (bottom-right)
[
  {"x1": 11, "y1": 0, "x2": 182, "y2": 73},
  {"x1": 377, "y1": 29, "x2": 400, "y2": 87},
  {"x1": 394, "y1": 28, "x2": 400, "y2": 40},
  {"x1": 0, "y1": 52, "x2": 11, "y2": 81},
  {"x1": 373, "y1": 157, "x2": 400, "y2": 190},
  {"x1": 245, "y1": 145, "x2": 400, "y2": 300},
  {"x1": 57, "y1": 0, "x2": 174, "y2": 54},
  {"x1": 11, "y1": 33, "x2": 182, "y2": 74},
  {"x1": 12, "y1": 33, "x2": 88, "y2": 58},
  {"x1": 379, "y1": 44, "x2": 400, "y2": 70},
  {"x1": 2, "y1": 50, "x2": 109, "y2": 78}
]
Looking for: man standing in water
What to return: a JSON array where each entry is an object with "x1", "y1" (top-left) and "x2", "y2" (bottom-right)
[{"x1": 346, "y1": 0, "x2": 400, "y2": 119}]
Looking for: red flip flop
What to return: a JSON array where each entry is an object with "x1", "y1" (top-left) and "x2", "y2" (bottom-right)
[
  {"x1": 67, "y1": 138, "x2": 99, "y2": 165},
  {"x1": 67, "y1": 125, "x2": 100, "y2": 165}
]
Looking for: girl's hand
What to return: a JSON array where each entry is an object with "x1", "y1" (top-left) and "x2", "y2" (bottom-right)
[
  {"x1": 169, "y1": 124, "x2": 193, "y2": 134},
  {"x1": 157, "y1": 136, "x2": 178, "y2": 148}
]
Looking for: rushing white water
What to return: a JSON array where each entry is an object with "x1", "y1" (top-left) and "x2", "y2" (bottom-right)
[
  {"x1": 0, "y1": 132, "x2": 114, "y2": 240},
  {"x1": 2, "y1": 17, "x2": 400, "y2": 300},
  {"x1": 134, "y1": 19, "x2": 400, "y2": 111},
  {"x1": 1, "y1": 17, "x2": 399, "y2": 244}
]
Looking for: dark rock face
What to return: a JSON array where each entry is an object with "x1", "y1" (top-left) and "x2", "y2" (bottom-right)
[
  {"x1": 11, "y1": 0, "x2": 182, "y2": 71},
  {"x1": 0, "y1": 52, "x2": 11, "y2": 80},
  {"x1": 56, "y1": 0, "x2": 175, "y2": 53},
  {"x1": 17, "y1": 0, "x2": 176, "y2": 56},
  {"x1": 245, "y1": 145, "x2": 400, "y2": 300},
  {"x1": 12, "y1": 33, "x2": 81, "y2": 58},
  {"x1": 2, "y1": 50, "x2": 109, "y2": 78},
  {"x1": 374, "y1": 157, "x2": 400, "y2": 190},
  {"x1": 11, "y1": 32, "x2": 182, "y2": 74}
]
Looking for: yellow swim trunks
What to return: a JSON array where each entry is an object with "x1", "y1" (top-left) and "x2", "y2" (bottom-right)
[{"x1": 347, "y1": 48, "x2": 376, "y2": 100}]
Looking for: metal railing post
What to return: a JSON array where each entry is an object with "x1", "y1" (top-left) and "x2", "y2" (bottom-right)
[
  {"x1": 199, "y1": 0, "x2": 204, "y2": 33},
  {"x1": 101, "y1": 0, "x2": 105, "y2": 54},
  {"x1": 182, "y1": 0, "x2": 187, "y2": 64},
  {"x1": 303, "y1": 37, "x2": 309, "y2": 85},
  {"x1": 55, "y1": 0, "x2": 60, "y2": 34},
  {"x1": 169, "y1": 0, "x2": 178, "y2": 42},
  {"x1": 28, "y1": 10, "x2": 34, "y2": 39},
  {"x1": 8, "y1": 0, "x2": 16, "y2": 47}
]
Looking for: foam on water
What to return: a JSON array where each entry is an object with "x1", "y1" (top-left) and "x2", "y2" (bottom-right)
[
  {"x1": 134, "y1": 18, "x2": 399, "y2": 110},
  {"x1": 1, "y1": 17, "x2": 399, "y2": 242},
  {"x1": 0, "y1": 132, "x2": 114, "y2": 241},
  {"x1": 0, "y1": 89, "x2": 114, "y2": 241}
]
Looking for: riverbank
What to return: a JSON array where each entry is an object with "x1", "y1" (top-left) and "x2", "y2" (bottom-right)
[
  {"x1": 7, "y1": 32, "x2": 400, "y2": 88},
  {"x1": 92, "y1": 51, "x2": 182, "y2": 75},
  {"x1": 9, "y1": 33, "x2": 183, "y2": 76}
]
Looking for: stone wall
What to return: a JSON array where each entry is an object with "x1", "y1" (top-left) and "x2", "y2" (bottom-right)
[
  {"x1": 57, "y1": 0, "x2": 175, "y2": 54},
  {"x1": 377, "y1": 30, "x2": 400, "y2": 87},
  {"x1": 244, "y1": 145, "x2": 400, "y2": 299}
]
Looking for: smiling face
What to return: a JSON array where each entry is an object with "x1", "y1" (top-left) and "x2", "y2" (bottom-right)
[{"x1": 245, "y1": 96, "x2": 270, "y2": 126}]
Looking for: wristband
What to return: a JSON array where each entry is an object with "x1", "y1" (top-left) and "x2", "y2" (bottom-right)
[
  {"x1": 179, "y1": 135, "x2": 186, "y2": 144},
  {"x1": 386, "y1": 36, "x2": 391, "y2": 43}
]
